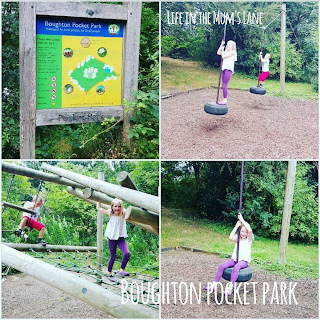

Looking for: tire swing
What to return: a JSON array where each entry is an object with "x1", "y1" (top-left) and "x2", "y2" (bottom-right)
[
  {"x1": 222, "y1": 161, "x2": 253, "y2": 282},
  {"x1": 250, "y1": 28, "x2": 267, "y2": 95},
  {"x1": 204, "y1": 21, "x2": 228, "y2": 116}
]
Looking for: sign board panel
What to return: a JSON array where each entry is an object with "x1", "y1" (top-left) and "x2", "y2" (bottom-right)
[{"x1": 36, "y1": 16, "x2": 124, "y2": 110}]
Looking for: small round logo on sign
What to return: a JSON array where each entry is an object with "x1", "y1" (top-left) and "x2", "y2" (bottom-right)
[
  {"x1": 63, "y1": 48, "x2": 73, "y2": 58},
  {"x1": 51, "y1": 76, "x2": 56, "y2": 81},
  {"x1": 108, "y1": 24, "x2": 120, "y2": 35},
  {"x1": 81, "y1": 38, "x2": 91, "y2": 48},
  {"x1": 51, "y1": 89, "x2": 56, "y2": 93},
  {"x1": 96, "y1": 85, "x2": 105, "y2": 95},
  {"x1": 64, "y1": 84, "x2": 74, "y2": 94},
  {"x1": 97, "y1": 47, "x2": 107, "y2": 57},
  {"x1": 51, "y1": 95, "x2": 56, "y2": 100},
  {"x1": 52, "y1": 83, "x2": 57, "y2": 88}
]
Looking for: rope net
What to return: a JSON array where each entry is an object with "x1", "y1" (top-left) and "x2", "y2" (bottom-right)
[{"x1": 25, "y1": 248, "x2": 159, "y2": 309}]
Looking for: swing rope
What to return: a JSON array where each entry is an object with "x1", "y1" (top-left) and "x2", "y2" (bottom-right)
[
  {"x1": 236, "y1": 161, "x2": 244, "y2": 263},
  {"x1": 216, "y1": 20, "x2": 227, "y2": 104},
  {"x1": 257, "y1": 28, "x2": 265, "y2": 86},
  {"x1": 2, "y1": 174, "x2": 15, "y2": 216}
]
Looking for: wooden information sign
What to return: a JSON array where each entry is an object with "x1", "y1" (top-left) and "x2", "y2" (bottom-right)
[{"x1": 20, "y1": 2, "x2": 141, "y2": 158}]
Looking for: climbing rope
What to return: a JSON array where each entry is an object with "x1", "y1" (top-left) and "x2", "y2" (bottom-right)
[
  {"x1": 236, "y1": 161, "x2": 244, "y2": 263},
  {"x1": 257, "y1": 28, "x2": 265, "y2": 86}
]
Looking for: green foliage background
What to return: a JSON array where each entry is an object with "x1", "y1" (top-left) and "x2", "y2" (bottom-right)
[
  {"x1": 161, "y1": 2, "x2": 318, "y2": 89},
  {"x1": 2, "y1": 161, "x2": 159, "y2": 267},
  {"x1": 161, "y1": 161, "x2": 318, "y2": 243},
  {"x1": 2, "y1": 2, "x2": 159, "y2": 159}
]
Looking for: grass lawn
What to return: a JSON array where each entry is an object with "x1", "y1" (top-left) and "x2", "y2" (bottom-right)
[
  {"x1": 161, "y1": 57, "x2": 318, "y2": 100},
  {"x1": 161, "y1": 207, "x2": 318, "y2": 280}
]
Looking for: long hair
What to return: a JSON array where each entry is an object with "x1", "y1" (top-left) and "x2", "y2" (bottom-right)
[
  {"x1": 227, "y1": 40, "x2": 237, "y2": 61},
  {"x1": 110, "y1": 198, "x2": 125, "y2": 218},
  {"x1": 32, "y1": 195, "x2": 43, "y2": 203}
]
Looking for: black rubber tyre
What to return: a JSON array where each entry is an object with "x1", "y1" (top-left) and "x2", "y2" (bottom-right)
[
  {"x1": 250, "y1": 86, "x2": 266, "y2": 95},
  {"x1": 222, "y1": 265, "x2": 253, "y2": 282},
  {"x1": 204, "y1": 101, "x2": 228, "y2": 115}
]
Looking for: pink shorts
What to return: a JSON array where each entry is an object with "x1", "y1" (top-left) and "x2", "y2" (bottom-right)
[
  {"x1": 22, "y1": 216, "x2": 45, "y2": 231},
  {"x1": 259, "y1": 71, "x2": 270, "y2": 82}
]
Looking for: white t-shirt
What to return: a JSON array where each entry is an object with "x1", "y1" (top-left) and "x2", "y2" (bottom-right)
[
  {"x1": 105, "y1": 214, "x2": 128, "y2": 240},
  {"x1": 22, "y1": 201, "x2": 40, "y2": 220},
  {"x1": 262, "y1": 59, "x2": 270, "y2": 72},
  {"x1": 231, "y1": 237, "x2": 252, "y2": 263},
  {"x1": 222, "y1": 53, "x2": 236, "y2": 72}
]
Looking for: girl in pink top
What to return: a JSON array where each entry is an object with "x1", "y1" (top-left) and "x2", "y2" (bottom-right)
[
  {"x1": 205, "y1": 213, "x2": 253, "y2": 296},
  {"x1": 258, "y1": 52, "x2": 271, "y2": 86}
]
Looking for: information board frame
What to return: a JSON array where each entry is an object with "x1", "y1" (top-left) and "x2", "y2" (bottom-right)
[{"x1": 20, "y1": 2, "x2": 142, "y2": 158}]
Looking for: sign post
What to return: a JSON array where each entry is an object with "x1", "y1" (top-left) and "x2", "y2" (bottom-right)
[{"x1": 20, "y1": 2, "x2": 141, "y2": 158}]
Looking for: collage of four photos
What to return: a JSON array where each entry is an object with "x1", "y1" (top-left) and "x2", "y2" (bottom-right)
[{"x1": 1, "y1": 0, "x2": 319, "y2": 319}]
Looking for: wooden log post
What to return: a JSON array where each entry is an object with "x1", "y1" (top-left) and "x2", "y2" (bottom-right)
[
  {"x1": 96, "y1": 173, "x2": 104, "y2": 283},
  {"x1": 2, "y1": 202, "x2": 36, "y2": 215},
  {"x1": 66, "y1": 187, "x2": 158, "y2": 235},
  {"x1": 126, "y1": 206, "x2": 158, "y2": 229},
  {"x1": 122, "y1": 3, "x2": 142, "y2": 148},
  {"x1": 278, "y1": 161, "x2": 297, "y2": 265},
  {"x1": 2, "y1": 162, "x2": 84, "y2": 189},
  {"x1": 117, "y1": 171, "x2": 159, "y2": 229},
  {"x1": 83, "y1": 188, "x2": 113, "y2": 204},
  {"x1": 2, "y1": 244, "x2": 158, "y2": 318},
  {"x1": 67, "y1": 187, "x2": 111, "y2": 209},
  {"x1": 280, "y1": 3, "x2": 286, "y2": 94},
  {"x1": 42, "y1": 164, "x2": 159, "y2": 213},
  {"x1": 20, "y1": 2, "x2": 37, "y2": 159},
  {"x1": 3, "y1": 243, "x2": 97, "y2": 252},
  {"x1": 116, "y1": 171, "x2": 138, "y2": 190}
]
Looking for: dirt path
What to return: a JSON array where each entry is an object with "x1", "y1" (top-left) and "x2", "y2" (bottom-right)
[
  {"x1": 1, "y1": 274, "x2": 112, "y2": 318},
  {"x1": 161, "y1": 249, "x2": 318, "y2": 319},
  {"x1": 161, "y1": 89, "x2": 318, "y2": 159}
]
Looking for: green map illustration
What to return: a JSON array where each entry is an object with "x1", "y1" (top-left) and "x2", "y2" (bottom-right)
[{"x1": 69, "y1": 55, "x2": 117, "y2": 92}]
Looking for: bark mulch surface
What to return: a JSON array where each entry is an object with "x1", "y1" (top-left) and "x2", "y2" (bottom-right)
[
  {"x1": 161, "y1": 89, "x2": 318, "y2": 159},
  {"x1": 1, "y1": 274, "x2": 112, "y2": 318},
  {"x1": 161, "y1": 249, "x2": 318, "y2": 319}
]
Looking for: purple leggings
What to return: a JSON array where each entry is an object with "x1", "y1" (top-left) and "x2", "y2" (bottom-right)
[
  {"x1": 222, "y1": 69, "x2": 233, "y2": 99},
  {"x1": 214, "y1": 259, "x2": 248, "y2": 284},
  {"x1": 108, "y1": 237, "x2": 130, "y2": 272}
]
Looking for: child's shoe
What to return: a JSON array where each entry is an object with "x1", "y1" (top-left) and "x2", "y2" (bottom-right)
[
  {"x1": 119, "y1": 271, "x2": 130, "y2": 276},
  {"x1": 225, "y1": 283, "x2": 233, "y2": 296},
  {"x1": 204, "y1": 282, "x2": 217, "y2": 292},
  {"x1": 37, "y1": 239, "x2": 47, "y2": 246},
  {"x1": 108, "y1": 275, "x2": 117, "y2": 282},
  {"x1": 14, "y1": 229, "x2": 22, "y2": 237},
  {"x1": 259, "y1": 83, "x2": 264, "y2": 87}
]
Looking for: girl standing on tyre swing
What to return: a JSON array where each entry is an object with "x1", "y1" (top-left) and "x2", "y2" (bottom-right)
[
  {"x1": 205, "y1": 212, "x2": 253, "y2": 296},
  {"x1": 217, "y1": 39, "x2": 237, "y2": 105}
]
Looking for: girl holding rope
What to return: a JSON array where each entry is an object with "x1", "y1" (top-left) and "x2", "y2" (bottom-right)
[
  {"x1": 258, "y1": 52, "x2": 271, "y2": 86},
  {"x1": 217, "y1": 39, "x2": 237, "y2": 105},
  {"x1": 205, "y1": 213, "x2": 253, "y2": 296}
]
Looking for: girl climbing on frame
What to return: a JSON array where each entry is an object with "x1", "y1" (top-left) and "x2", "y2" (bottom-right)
[
  {"x1": 258, "y1": 51, "x2": 271, "y2": 87},
  {"x1": 217, "y1": 39, "x2": 237, "y2": 105},
  {"x1": 96, "y1": 198, "x2": 130, "y2": 281},
  {"x1": 205, "y1": 212, "x2": 253, "y2": 296}
]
